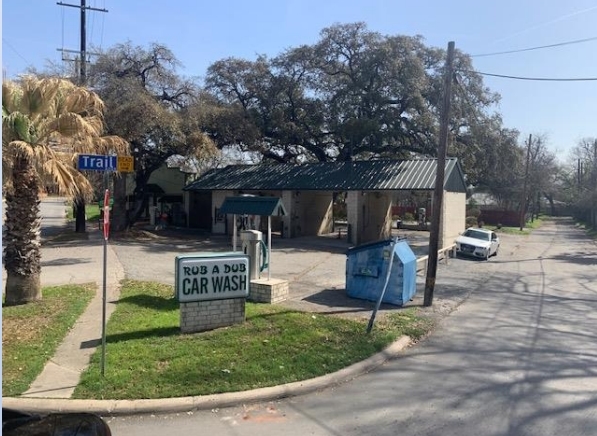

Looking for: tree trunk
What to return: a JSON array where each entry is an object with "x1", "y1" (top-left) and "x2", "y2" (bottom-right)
[
  {"x1": 4, "y1": 156, "x2": 43, "y2": 305},
  {"x1": 5, "y1": 273, "x2": 41, "y2": 305},
  {"x1": 74, "y1": 196, "x2": 86, "y2": 233},
  {"x1": 127, "y1": 169, "x2": 152, "y2": 227},
  {"x1": 545, "y1": 193, "x2": 556, "y2": 216},
  {"x1": 111, "y1": 173, "x2": 129, "y2": 231}
]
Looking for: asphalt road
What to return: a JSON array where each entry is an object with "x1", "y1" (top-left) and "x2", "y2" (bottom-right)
[{"x1": 106, "y1": 218, "x2": 597, "y2": 436}]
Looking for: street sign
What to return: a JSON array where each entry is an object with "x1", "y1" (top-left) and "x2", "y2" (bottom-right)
[
  {"x1": 117, "y1": 156, "x2": 134, "y2": 173},
  {"x1": 78, "y1": 154, "x2": 117, "y2": 171}
]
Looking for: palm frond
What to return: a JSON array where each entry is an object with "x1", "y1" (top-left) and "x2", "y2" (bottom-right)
[
  {"x1": 19, "y1": 76, "x2": 62, "y2": 118},
  {"x1": 5, "y1": 140, "x2": 36, "y2": 160},
  {"x1": 2, "y1": 80, "x2": 23, "y2": 114},
  {"x1": 92, "y1": 135, "x2": 130, "y2": 154},
  {"x1": 43, "y1": 158, "x2": 94, "y2": 200},
  {"x1": 2, "y1": 112, "x2": 33, "y2": 143},
  {"x1": 64, "y1": 87, "x2": 105, "y2": 117}
]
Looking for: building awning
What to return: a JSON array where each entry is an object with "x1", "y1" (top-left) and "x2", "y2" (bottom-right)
[{"x1": 219, "y1": 196, "x2": 287, "y2": 216}]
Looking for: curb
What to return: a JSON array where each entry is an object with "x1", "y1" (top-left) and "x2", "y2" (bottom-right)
[{"x1": 2, "y1": 336, "x2": 411, "y2": 416}]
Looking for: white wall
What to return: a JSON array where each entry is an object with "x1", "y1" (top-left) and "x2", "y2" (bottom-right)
[
  {"x1": 281, "y1": 191, "x2": 293, "y2": 239},
  {"x1": 441, "y1": 191, "x2": 466, "y2": 248},
  {"x1": 347, "y1": 191, "x2": 362, "y2": 245},
  {"x1": 361, "y1": 192, "x2": 393, "y2": 243},
  {"x1": 294, "y1": 191, "x2": 334, "y2": 236}
]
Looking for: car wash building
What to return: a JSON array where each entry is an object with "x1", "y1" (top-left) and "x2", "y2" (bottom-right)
[{"x1": 183, "y1": 158, "x2": 467, "y2": 249}]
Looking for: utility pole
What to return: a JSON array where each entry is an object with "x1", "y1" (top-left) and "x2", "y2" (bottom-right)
[
  {"x1": 590, "y1": 139, "x2": 597, "y2": 229},
  {"x1": 57, "y1": 1, "x2": 107, "y2": 82},
  {"x1": 80, "y1": 0, "x2": 87, "y2": 83},
  {"x1": 423, "y1": 41, "x2": 455, "y2": 307},
  {"x1": 57, "y1": 1, "x2": 107, "y2": 231},
  {"x1": 519, "y1": 134, "x2": 532, "y2": 231}
]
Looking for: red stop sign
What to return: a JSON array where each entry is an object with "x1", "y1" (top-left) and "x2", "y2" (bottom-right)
[{"x1": 103, "y1": 189, "x2": 110, "y2": 240}]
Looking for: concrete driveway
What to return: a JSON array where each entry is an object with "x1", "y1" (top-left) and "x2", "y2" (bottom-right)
[{"x1": 108, "y1": 226, "x2": 458, "y2": 318}]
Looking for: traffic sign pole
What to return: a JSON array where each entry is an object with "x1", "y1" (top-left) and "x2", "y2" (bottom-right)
[
  {"x1": 101, "y1": 188, "x2": 109, "y2": 377},
  {"x1": 76, "y1": 154, "x2": 132, "y2": 376},
  {"x1": 103, "y1": 189, "x2": 110, "y2": 241}
]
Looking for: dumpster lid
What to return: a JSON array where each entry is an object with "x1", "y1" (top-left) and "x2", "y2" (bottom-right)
[{"x1": 346, "y1": 237, "x2": 408, "y2": 255}]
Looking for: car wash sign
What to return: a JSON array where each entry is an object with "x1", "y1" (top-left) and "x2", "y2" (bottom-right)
[{"x1": 175, "y1": 253, "x2": 249, "y2": 302}]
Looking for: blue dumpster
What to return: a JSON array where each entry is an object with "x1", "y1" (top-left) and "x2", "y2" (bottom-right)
[{"x1": 346, "y1": 239, "x2": 417, "y2": 306}]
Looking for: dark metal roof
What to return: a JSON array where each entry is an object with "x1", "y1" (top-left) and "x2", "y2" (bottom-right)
[
  {"x1": 219, "y1": 196, "x2": 287, "y2": 216},
  {"x1": 185, "y1": 158, "x2": 466, "y2": 193}
]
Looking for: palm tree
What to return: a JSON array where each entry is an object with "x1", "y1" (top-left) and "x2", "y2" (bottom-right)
[{"x1": 2, "y1": 76, "x2": 128, "y2": 305}]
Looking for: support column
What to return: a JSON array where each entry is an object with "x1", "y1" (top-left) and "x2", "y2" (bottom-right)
[
  {"x1": 347, "y1": 191, "x2": 362, "y2": 245},
  {"x1": 282, "y1": 191, "x2": 293, "y2": 238}
]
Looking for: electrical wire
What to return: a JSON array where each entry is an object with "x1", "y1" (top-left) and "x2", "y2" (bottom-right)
[
  {"x1": 2, "y1": 38, "x2": 30, "y2": 65},
  {"x1": 61, "y1": 6, "x2": 65, "y2": 56},
  {"x1": 99, "y1": 0, "x2": 106, "y2": 50},
  {"x1": 89, "y1": 0, "x2": 95, "y2": 52},
  {"x1": 471, "y1": 71, "x2": 597, "y2": 81},
  {"x1": 492, "y1": 5, "x2": 597, "y2": 44},
  {"x1": 472, "y1": 36, "x2": 597, "y2": 58},
  {"x1": 454, "y1": 77, "x2": 485, "y2": 128}
]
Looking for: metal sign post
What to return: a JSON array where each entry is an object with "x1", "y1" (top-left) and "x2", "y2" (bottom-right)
[
  {"x1": 101, "y1": 188, "x2": 110, "y2": 377},
  {"x1": 76, "y1": 154, "x2": 132, "y2": 377},
  {"x1": 367, "y1": 238, "x2": 399, "y2": 334}
]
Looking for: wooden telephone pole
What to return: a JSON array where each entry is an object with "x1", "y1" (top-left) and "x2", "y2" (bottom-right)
[
  {"x1": 519, "y1": 134, "x2": 532, "y2": 231},
  {"x1": 423, "y1": 41, "x2": 455, "y2": 307},
  {"x1": 590, "y1": 139, "x2": 597, "y2": 229},
  {"x1": 57, "y1": 1, "x2": 107, "y2": 232}
]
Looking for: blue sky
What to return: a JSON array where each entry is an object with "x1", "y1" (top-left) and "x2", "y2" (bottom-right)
[{"x1": 2, "y1": 0, "x2": 597, "y2": 160}]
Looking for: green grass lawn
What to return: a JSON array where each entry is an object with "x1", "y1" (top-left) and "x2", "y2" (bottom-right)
[
  {"x1": 491, "y1": 216, "x2": 545, "y2": 235},
  {"x1": 65, "y1": 203, "x2": 102, "y2": 222},
  {"x1": 2, "y1": 285, "x2": 95, "y2": 396},
  {"x1": 74, "y1": 280, "x2": 432, "y2": 400}
]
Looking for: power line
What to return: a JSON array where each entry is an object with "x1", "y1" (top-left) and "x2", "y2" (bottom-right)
[
  {"x1": 472, "y1": 36, "x2": 597, "y2": 57},
  {"x1": 471, "y1": 71, "x2": 597, "y2": 81},
  {"x1": 492, "y1": 5, "x2": 597, "y2": 44},
  {"x1": 2, "y1": 38, "x2": 31, "y2": 65}
]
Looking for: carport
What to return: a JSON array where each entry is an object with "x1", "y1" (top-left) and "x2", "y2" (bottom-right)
[{"x1": 183, "y1": 158, "x2": 467, "y2": 249}]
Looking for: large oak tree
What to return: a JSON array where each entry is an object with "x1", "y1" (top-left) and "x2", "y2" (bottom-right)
[
  {"x1": 89, "y1": 42, "x2": 217, "y2": 229},
  {"x1": 203, "y1": 22, "x2": 511, "y2": 175}
]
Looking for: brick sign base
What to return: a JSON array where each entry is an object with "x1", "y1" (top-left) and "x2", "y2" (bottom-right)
[
  {"x1": 249, "y1": 278, "x2": 289, "y2": 304},
  {"x1": 180, "y1": 298, "x2": 245, "y2": 333}
]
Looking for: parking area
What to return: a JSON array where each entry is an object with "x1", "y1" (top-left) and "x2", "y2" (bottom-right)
[{"x1": 108, "y1": 226, "x2": 491, "y2": 319}]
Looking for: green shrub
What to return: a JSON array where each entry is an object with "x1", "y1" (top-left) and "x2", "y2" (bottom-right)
[{"x1": 466, "y1": 216, "x2": 477, "y2": 228}]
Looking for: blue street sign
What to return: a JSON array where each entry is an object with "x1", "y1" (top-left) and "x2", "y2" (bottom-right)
[{"x1": 78, "y1": 154, "x2": 117, "y2": 171}]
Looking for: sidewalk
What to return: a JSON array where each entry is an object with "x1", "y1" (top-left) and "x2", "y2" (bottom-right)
[
  {"x1": 21, "y1": 231, "x2": 125, "y2": 399},
  {"x1": 3, "y1": 198, "x2": 125, "y2": 399}
]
